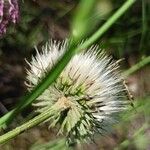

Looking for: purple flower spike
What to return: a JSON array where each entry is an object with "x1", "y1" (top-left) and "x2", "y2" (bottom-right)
[
  {"x1": 0, "y1": 20, "x2": 8, "y2": 36},
  {"x1": 0, "y1": 0, "x2": 4, "y2": 22},
  {"x1": 8, "y1": 0, "x2": 19, "y2": 23},
  {"x1": 0, "y1": 0, "x2": 19, "y2": 37}
]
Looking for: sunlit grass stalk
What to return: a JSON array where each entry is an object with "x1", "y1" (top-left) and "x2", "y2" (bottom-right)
[
  {"x1": 0, "y1": 99, "x2": 70, "y2": 144},
  {"x1": 0, "y1": 108, "x2": 53, "y2": 144},
  {"x1": 140, "y1": 0, "x2": 147, "y2": 51},
  {"x1": 114, "y1": 123, "x2": 149, "y2": 150},
  {"x1": 123, "y1": 56, "x2": 150, "y2": 77},
  {"x1": 0, "y1": 0, "x2": 136, "y2": 129},
  {"x1": 76, "y1": 0, "x2": 136, "y2": 51}
]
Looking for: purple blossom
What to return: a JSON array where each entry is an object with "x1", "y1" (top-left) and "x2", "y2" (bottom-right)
[
  {"x1": 0, "y1": 0, "x2": 19, "y2": 37},
  {"x1": 0, "y1": 0, "x2": 4, "y2": 21},
  {"x1": 8, "y1": 0, "x2": 19, "y2": 23},
  {"x1": 0, "y1": 20, "x2": 8, "y2": 36}
]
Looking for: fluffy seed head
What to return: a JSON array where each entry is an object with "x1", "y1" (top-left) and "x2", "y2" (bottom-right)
[{"x1": 26, "y1": 40, "x2": 129, "y2": 143}]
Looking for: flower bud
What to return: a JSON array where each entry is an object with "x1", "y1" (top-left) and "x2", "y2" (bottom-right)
[{"x1": 26, "y1": 40, "x2": 129, "y2": 143}]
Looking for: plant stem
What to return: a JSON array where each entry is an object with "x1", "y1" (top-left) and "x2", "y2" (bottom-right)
[
  {"x1": 0, "y1": 96, "x2": 70, "y2": 144},
  {"x1": 0, "y1": 0, "x2": 136, "y2": 127},
  {"x1": 140, "y1": 0, "x2": 147, "y2": 52},
  {"x1": 0, "y1": 107, "x2": 53, "y2": 144},
  {"x1": 114, "y1": 123, "x2": 149, "y2": 150},
  {"x1": 0, "y1": 43, "x2": 77, "y2": 127},
  {"x1": 123, "y1": 56, "x2": 150, "y2": 77},
  {"x1": 77, "y1": 0, "x2": 136, "y2": 50}
]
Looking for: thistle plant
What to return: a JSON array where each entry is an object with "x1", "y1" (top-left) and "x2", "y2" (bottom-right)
[
  {"x1": 25, "y1": 40, "x2": 129, "y2": 143},
  {"x1": 0, "y1": 0, "x2": 137, "y2": 145}
]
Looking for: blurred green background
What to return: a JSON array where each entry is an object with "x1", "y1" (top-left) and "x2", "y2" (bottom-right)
[{"x1": 0, "y1": 0, "x2": 149, "y2": 149}]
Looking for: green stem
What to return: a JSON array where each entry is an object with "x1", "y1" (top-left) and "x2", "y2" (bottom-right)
[
  {"x1": 140, "y1": 0, "x2": 147, "y2": 51},
  {"x1": 114, "y1": 123, "x2": 149, "y2": 150},
  {"x1": 77, "y1": 0, "x2": 136, "y2": 50},
  {"x1": 0, "y1": 0, "x2": 136, "y2": 127},
  {"x1": 123, "y1": 56, "x2": 150, "y2": 77},
  {"x1": 0, "y1": 96, "x2": 69, "y2": 144},
  {"x1": 0, "y1": 107, "x2": 53, "y2": 144},
  {"x1": 0, "y1": 43, "x2": 77, "y2": 127}
]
